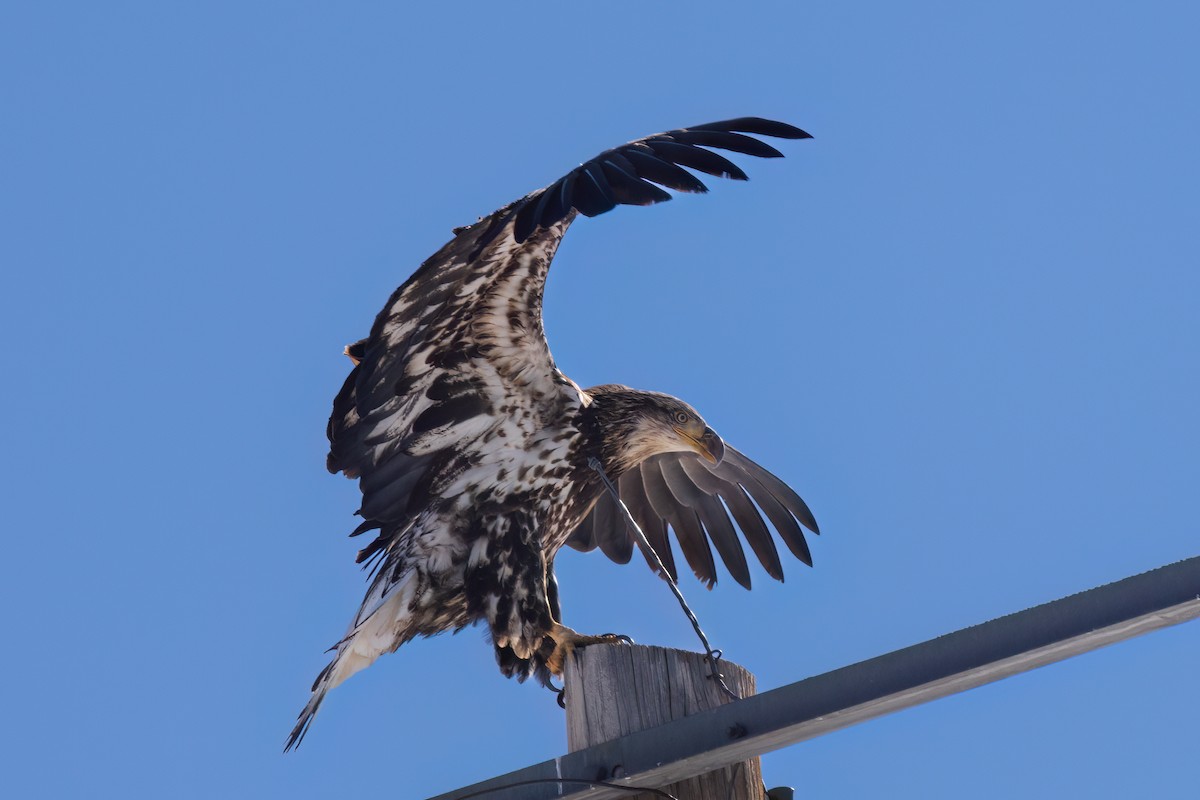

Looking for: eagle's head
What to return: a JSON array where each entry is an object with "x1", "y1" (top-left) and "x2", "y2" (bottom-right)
[{"x1": 583, "y1": 385, "x2": 725, "y2": 475}]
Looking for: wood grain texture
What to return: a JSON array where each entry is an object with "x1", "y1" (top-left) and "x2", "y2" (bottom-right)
[{"x1": 565, "y1": 644, "x2": 761, "y2": 800}]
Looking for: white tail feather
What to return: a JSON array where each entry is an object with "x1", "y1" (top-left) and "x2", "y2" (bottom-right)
[{"x1": 285, "y1": 575, "x2": 417, "y2": 750}]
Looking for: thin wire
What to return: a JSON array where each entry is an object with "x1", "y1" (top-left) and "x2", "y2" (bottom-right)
[
  {"x1": 588, "y1": 457, "x2": 741, "y2": 701},
  {"x1": 451, "y1": 777, "x2": 678, "y2": 799}
]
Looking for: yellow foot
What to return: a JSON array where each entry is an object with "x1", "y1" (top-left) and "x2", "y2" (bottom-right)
[{"x1": 545, "y1": 623, "x2": 633, "y2": 675}]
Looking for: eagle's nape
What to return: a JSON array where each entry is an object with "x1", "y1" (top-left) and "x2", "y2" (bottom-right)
[{"x1": 286, "y1": 117, "x2": 817, "y2": 751}]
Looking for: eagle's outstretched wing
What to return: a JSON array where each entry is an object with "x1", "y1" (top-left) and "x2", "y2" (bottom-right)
[
  {"x1": 565, "y1": 446, "x2": 820, "y2": 589},
  {"x1": 328, "y1": 118, "x2": 812, "y2": 541}
]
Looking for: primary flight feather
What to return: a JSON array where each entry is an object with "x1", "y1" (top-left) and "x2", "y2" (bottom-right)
[{"x1": 287, "y1": 117, "x2": 818, "y2": 750}]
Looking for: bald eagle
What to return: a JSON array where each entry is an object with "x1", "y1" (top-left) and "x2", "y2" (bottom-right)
[{"x1": 287, "y1": 118, "x2": 818, "y2": 749}]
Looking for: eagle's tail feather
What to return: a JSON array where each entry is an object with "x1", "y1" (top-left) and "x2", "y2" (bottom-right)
[
  {"x1": 285, "y1": 577, "x2": 418, "y2": 751},
  {"x1": 284, "y1": 660, "x2": 335, "y2": 752}
]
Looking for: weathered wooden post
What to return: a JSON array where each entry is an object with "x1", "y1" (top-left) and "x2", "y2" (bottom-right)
[{"x1": 564, "y1": 644, "x2": 762, "y2": 800}]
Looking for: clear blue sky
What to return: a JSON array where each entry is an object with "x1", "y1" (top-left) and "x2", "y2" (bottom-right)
[{"x1": 3, "y1": 2, "x2": 1197, "y2": 798}]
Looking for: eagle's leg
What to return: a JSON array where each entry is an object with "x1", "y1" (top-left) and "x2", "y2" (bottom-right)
[
  {"x1": 486, "y1": 545, "x2": 629, "y2": 683},
  {"x1": 545, "y1": 559, "x2": 563, "y2": 624},
  {"x1": 540, "y1": 556, "x2": 631, "y2": 675}
]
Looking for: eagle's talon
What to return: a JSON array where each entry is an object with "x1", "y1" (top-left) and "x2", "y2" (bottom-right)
[
  {"x1": 543, "y1": 677, "x2": 567, "y2": 708},
  {"x1": 575, "y1": 632, "x2": 633, "y2": 649},
  {"x1": 543, "y1": 624, "x2": 635, "y2": 675},
  {"x1": 599, "y1": 633, "x2": 634, "y2": 645}
]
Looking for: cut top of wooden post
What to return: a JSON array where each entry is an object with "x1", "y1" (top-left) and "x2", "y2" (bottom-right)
[{"x1": 564, "y1": 644, "x2": 755, "y2": 751}]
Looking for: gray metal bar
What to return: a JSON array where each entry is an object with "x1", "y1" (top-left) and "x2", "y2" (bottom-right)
[{"x1": 428, "y1": 556, "x2": 1200, "y2": 800}]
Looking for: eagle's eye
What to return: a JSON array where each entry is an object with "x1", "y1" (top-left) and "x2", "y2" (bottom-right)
[{"x1": 673, "y1": 411, "x2": 690, "y2": 424}]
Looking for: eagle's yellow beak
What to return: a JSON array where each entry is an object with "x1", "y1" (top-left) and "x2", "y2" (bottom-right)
[{"x1": 678, "y1": 425, "x2": 725, "y2": 465}]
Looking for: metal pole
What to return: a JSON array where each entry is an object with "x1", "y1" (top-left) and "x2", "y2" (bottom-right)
[{"x1": 428, "y1": 556, "x2": 1200, "y2": 800}]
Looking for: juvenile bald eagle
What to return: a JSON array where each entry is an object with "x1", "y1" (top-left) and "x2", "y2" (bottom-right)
[{"x1": 287, "y1": 118, "x2": 818, "y2": 749}]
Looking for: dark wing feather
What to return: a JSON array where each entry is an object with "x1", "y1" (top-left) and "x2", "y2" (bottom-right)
[
  {"x1": 659, "y1": 458, "x2": 752, "y2": 589},
  {"x1": 565, "y1": 446, "x2": 818, "y2": 587},
  {"x1": 620, "y1": 146, "x2": 710, "y2": 194},
  {"x1": 689, "y1": 117, "x2": 813, "y2": 139},
  {"x1": 664, "y1": 130, "x2": 786, "y2": 159},
  {"x1": 645, "y1": 139, "x2": 749, "y2": 181},
  {"x1": 590, "y1": 488, "x2": 630, "y2": 564},
  {"x1": 618, "y1": 468, "x2": 678, "y2": 581},
  {"x1": 641, "y1": 459, "x2": 717, "y2": 588},
  {"x1": 513, "y1": 116, "x2": 811, "y2": 242}
]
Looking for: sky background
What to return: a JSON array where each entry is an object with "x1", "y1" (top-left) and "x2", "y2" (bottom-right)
[{"x1": 3, "y1": 2, "x2": 1198, "y2": 798}]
